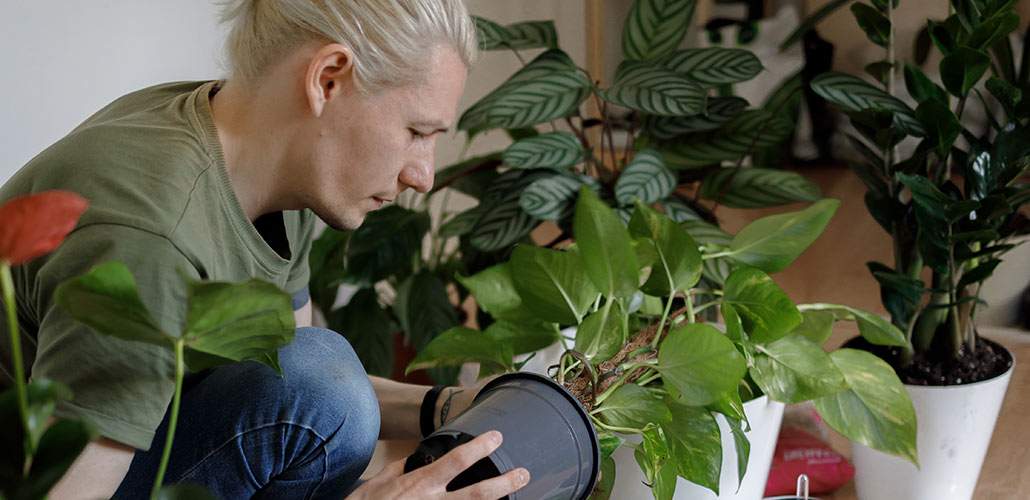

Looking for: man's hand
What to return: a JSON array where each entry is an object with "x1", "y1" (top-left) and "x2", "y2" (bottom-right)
[{"x1": 347, "y1": 431, "x2": 529, "y2": 499}]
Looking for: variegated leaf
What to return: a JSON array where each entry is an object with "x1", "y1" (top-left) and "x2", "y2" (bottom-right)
[
  {"x1": 660, "y1": 47, "x2": 764, "y2": 85},
  {"x1": 622, "y1": 0, "x2": 698, "y2": 61},
  {"x1": 439, "y1": 206, "x2": 484, "y2": 238},
  {"x1": 662, "y1": 110, "x2": 794, "y2": 168},
  {"x1": 470, "y1": 170, "x2": 549, "y2": 251},
  {"x1": 811, "y1": 72, "x2": 925, "y2": 136},
  {"x1": 682, "y1": 220, "x2": 732, "y2": 247},
  {"x1": 600, "y1": 62, "x2": 707, "y2": 116},
  {"x1": 614, "y1": 149, "x2": 677, "y2": 205},
  {"x1": 700, "y1": 168, "x2": 822, "y2": 208},
  {"x1": 520, "y1": 174, "x2": 588, "y2": 221},
  {"x1": 661, "y1": 197, "x2": 702, "y2": 222},
  {"x1": 643, "y1": 96, "x2": 749, "y2": 139},
  {"x1": 459, "y1": 49, "x2": 591, "y2": 131},
  {"x1": 503, "y1": 131, "x2": 584, "y2": 169},
  {"x1": 475, "y1": 17, "x2": 558, "y2": 51}
]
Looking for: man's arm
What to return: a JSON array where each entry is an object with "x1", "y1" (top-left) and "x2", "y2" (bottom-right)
[{"x1": 48, "y1": 437, "x2": 135, "y2": 499}]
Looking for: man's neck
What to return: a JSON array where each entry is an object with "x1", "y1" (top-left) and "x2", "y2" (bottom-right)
[{"x1": 209, "y1": 78, "x2": 293, "y2": 221}]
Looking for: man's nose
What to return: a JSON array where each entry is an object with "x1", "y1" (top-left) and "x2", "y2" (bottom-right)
[{"x1": 399, "y1": 160, "x2": 434, "y2": 193}]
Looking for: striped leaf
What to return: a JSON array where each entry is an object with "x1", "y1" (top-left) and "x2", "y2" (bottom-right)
[
  {"x1": 661, "y1": 197, "x2": 702, "y2": 222},
  {"x1": 643, "y1": 96, "x2": 748, "y2": 139},
  {"x1": 622, "y1": 0, "x2": 697, "y2": 61},
  {"x1": 662, "y1": 110, "x2": 795, "y2": 168},
  {"x1": 469, "y1": 170, "x2": 549, "y2": 251},
  {"x1": 600, "y1": 62, "x2": 707, "y2": 116},
  {"x1": 700, "y1": 168, "x2": 822, "y2": 208},
  {"x1": 682, "y1": 220, "x2": 732, "y2": 247},
  {"x1": 503, "y1": 131, "x2": 584, "y2": 169},
  {"x1": 459, "y1": 49, "x2": 591, "y2": 131},
  {"x1": 811, "y1": 72, "x2": 925, "y2": 137},
  {"x1": 439, "y1": 206, "x2": 484, "y2": 238},
  {"x1": 475, "y1": 17, "x2": 558, "y2": 51},
  {"x1": 660, "y1": 47, "x2": 764, "y2": 86},
  {"x1": 702, "y1": 255, "x2": 733, "y2": 286},
  {"x1": 615, "y1": 149, "x2": 677, "y2": 205},
  {"x1": 520, "y1": 174, "x2": 588, "y2": 221}
]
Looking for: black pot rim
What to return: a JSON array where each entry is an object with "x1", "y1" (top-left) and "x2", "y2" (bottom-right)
[{"x1": 477, "y1": 371, "x2": 601, "y2": 500}]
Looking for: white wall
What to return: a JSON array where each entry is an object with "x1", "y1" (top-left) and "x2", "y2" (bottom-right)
[{"x1": 1, "y1": 1, "x2": 227, "y2": 182}]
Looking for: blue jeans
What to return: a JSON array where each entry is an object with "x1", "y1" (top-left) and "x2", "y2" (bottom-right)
[{"x1": 113, "y1": 327, "x2": 381, "y2": 499}]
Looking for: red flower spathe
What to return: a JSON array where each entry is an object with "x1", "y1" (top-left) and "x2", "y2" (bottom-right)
[{"x1": 0, "y1": 191, "x2": 89, "y2": 265}]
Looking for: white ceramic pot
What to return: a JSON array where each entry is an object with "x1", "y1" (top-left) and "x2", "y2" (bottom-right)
[
  {"x1": 610, "y1": 395, "x2": 785, "y2": 500},
  {"x1": 851, "y1": 348, "x2": 1015, "y2": 500}
]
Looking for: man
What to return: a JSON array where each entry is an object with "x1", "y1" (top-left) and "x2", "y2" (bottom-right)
[{"x1": 0, "y1": 0, "x2": 528, "y2": 498}]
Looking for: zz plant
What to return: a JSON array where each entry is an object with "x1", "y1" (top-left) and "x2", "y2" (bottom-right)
[
  {"x1": 311, "y1": 0, "x2": 819, "y2": 380},
  {"x1": 409, "y1": 188, "x2": 918, "y2": 499},
  {"x1": 808, "y1": 0, "x2": 1029, "y2": 377}
]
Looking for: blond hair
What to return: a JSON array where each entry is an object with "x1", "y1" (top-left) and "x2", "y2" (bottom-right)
[{"x1": 220, "y1": 0, "x2": 478, "y2": 92}]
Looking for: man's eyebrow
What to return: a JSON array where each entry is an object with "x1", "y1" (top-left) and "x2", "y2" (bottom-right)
[{"x1": 411, "y1": 120, "x2": 451, "y2": 133}]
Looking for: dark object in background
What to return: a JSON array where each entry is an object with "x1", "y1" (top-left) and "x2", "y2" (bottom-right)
[
  {"x1": 801, "y1": 29, "x2": 837, "y2": 163},
  {"x1": 405, "y1": 372, "x2": 599, "y2": 500},
  {"x1": 1022, "y1": 283, "x2": 1030, "y2": 330}
]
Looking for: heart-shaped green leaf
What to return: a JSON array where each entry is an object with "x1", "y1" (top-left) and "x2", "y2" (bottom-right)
[
  {"x1": 940, "y1": 47, "x2": 991, "y2": 97},
  {"x1": 791, "y1": 310, "x2": 836, "y2": 346},
  {"x1": 484, "y1": 320, "x2": 559, "y2": 355},
  {"x1": 750, "y1": 335, "x2": 847, "y2": 403},
  {"x1": 575, "y1": 299, "x2": 626, "y2": 362},
  {"x1": 722, "y1": 267, "x2": 802, "y2": 344},
  {"x1": 503, "y1": 131, "x2": 584, "y2": 170},
  {"x1": 629, "y1": 203, "x2": 702, "y2": 295},
  {"x1": 851, "y1": 3, "x2": 891, "y2": 47},
  {"x1": 18, "y1": 418, "x2": 95, "y2": 500},
  {"x1": 799, "y1": 303, "x2": 908, "y2": 347},
  {"x1": 510, "y1": 245, "x2": 599, "y2": 324},
  {"x1": 700, "y1": 168, "x2": 822, "y2": 208},
  {"x1": 658, "y1": 323, "x2": 746, "y2": 405},
  {"x1": 574, "y1": 187, "x2": 640, "y2": 298},
  {"x1": 622, "y1": 0, "x2": 697, "y2": 61},
  {"x1": 663, "y1": 402, "x2": 723, "y2": 495},
  {"x1": 406, "y1": 327, "x2": 514, "y2": 376},
  {"x1": 54, "y1": 261, "x2": 169, "y2": 346},
  {"x1": 456, "y1": 263, "x2": 532, "y2": 322},
  {"x1": 814, "y1": 349, "x2": 918, "y2": 465},
  {"x1": 599, "y1": 383, "x2": 672, "y2": 429},
  {"x1": 726, "y1": 199, "x2": 840, "y2": 273}
]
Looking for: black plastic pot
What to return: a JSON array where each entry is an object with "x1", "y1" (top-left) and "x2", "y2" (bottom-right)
[{"x1": 405, "y1": 372, "x2": 599, "y2": 499}]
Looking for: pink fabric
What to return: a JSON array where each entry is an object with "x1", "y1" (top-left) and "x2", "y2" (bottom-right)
[{"x1": 764, "y1": 426, "x2": 855, "y2": 496}]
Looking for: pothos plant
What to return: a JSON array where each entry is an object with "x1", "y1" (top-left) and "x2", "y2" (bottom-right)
[
  {"x1": 408, "y1": 187, "x2": 918, "y2": 499},
  {"x1": 807, "y1": 0, "x2": 1029, "y2": 380},
  {"x1": 310, "y1": 0, "x2": 819, "y2": 382},
  {"x1": 0, "y1": 191, "x2": 298, "y2": 499}
]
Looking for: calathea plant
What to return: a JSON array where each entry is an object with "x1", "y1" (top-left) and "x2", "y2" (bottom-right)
[
  {"x1": 1, "y1": 188, "x2": 296, "y2": 500},
  {"x1": 808, "y1": 0, "x2": 1029, "y2": 381},
  {"x1": 311, "y1": 0, "x2": 819, "y2": 379},
  {"x1": 408, "y1": 188, "x2": 918, "y2": 499}
]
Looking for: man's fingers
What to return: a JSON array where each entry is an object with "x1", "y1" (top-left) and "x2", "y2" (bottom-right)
[
  {"x1": 450, "y1": 467, "x2": 530, "y2": 499},
  {"x1": 427, "y1": 430, "x2": 503, "y2": 481}
]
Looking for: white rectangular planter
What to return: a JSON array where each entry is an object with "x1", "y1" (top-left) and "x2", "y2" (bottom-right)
[{"x1": 851, "y1": 352, "x2": 1015, "y2": 500}]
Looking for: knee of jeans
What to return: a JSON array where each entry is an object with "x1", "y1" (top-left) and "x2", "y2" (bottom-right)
[{"x1": 283, "y1": 327, "x2": 380, "y2": 459}]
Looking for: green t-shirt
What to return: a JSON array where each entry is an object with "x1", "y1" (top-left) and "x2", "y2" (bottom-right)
[{"x1": 0, "y1": 81, "x2": 315, "y2": 450}]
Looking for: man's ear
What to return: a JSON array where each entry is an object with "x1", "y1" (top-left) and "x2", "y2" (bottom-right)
[{"x1": 304, "y1": 43, "x2": 354, "y2": 117}]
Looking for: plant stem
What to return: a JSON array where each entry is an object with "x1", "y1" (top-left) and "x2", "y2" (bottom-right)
[
  {"x1": 151, "y1": 339, "x2": 185, "y2": 499},
  {"x1": 650, "y1": 292, "x2": 676, "y2": 349},
  {"x1": 1, "y1": 263, "x2": 30, "y2": 457},
  {"x1": 593, "y1": 419, "x2": 642, "y2": 435},
  {"x1": 701, "y1": 250, "x2": 733, "y2": 260}
]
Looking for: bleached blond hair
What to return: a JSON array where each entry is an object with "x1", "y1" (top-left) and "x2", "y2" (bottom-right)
[{"x1": 220, "y1": 0, "x2": 478, "y2": 92}]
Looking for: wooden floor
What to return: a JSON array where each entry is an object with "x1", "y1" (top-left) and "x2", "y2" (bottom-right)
[{"x1": 823, "y1": 326, "x2": 1030, "y2": 500}]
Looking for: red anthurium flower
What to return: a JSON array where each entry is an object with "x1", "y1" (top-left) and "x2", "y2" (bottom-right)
[{"x1": 0, "y1": 191, "x2": 89, "y2": 265}]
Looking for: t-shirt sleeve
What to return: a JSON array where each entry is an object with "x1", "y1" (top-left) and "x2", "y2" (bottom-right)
[
  {"x1": 31, "y1": 224, "x2": 198, "y2": 450},
  {"x1": 285, "y1": 210, "x2": 316, "y2": 304}
]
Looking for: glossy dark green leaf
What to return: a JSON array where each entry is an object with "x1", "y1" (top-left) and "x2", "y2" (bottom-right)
[
  {"x1": 395, "y1": 271, "x2": 459, "y2": 352},
  {"x1": 23, "y1": 380, "x2": 73, "y2": 455},
  {"x1": 575, "y1": 300, "x2": 627, "y2": 362},
  {"x1": 810, "y1": 72, "x2": 925, "y2": 136},
  {"x1": 643, "y1": 97, "x2": 749, "y2": 140},
  {"x1": 629, "y1": 203, "x2": 702, "y2": 295},
  {"x1": 662, "y1": 110, "x2": 795, "y2": 167},
  {"x1": 346, "y1": 206, "x2": 429, "y2": 285},
  {"x1": 615, "y1": 149, "x2": 677, "y2": 205},
  {"x1": 510, "y1": 245, "x2": 599, "y2": 324},
  {"x1": 327, "y1": 288, "x2": 395, "y2": 377},
  {"x1": 17, "y1": 419, "x2": 95, "y2": 500},
  {"x1": 728, "y1": 416, "x2": 750, "y2": 488},
  {"x1": 814, "y1": 349, "x2": 918, "y2": 464},
  {"x1": 308, "y1": 227, "x2": 350, "y2": 314},
  {"x1": 455, "y1": 263, "x2": 531, "y2": 322},
  {"x1": 723, "y1": 267, "x2": 802, "y2": 344},
  {"x1": 406, "y1": 327, "x2": 513, "y2": 376},
  {"x1": 916, "y1": 100, "x2": 962, "y2": 158},
  {"x1": 663, "y1": 403, "x2": 723, "y2": 495},
  {"x1": 940, "y1": 47, "x2": 991, "y2": 97},
  {"x1": 659, "y1": 47, "x2": 763, "y2": 86},
  {"x1": 432, "y1": 152, "x2": 503, "y2": 198},
  {"x1": 459, "y1": 49, "x2": 591, "y2": 131},
  {"x1": 780, "y1": 0, "x2": 853, "y2": 50},
  {"x1": 622, "y1": 0, "x2": 697, "y2": 61},
  {"x1": 751, "y1": 335, "x2": 847, "y2": 403},
  {"x1": 799, "y1": 303, "x2": 908, "y2": 347},
  {"x1": 903, "y1": 64, "x2": 948, "y2": 104},
  {"x1": 600, "y1": 62, "x2": 707, "y2": 117},
  {"x1": 985, "y1": 77, "x2": 1022, "y2": 119},
  {"x1": 865, "y1": 61, "x2": 894, "y2": 85},
  {"x1": 851, "y1": 3, "x2": 891, "y2": 47},
  {"x1": 958, "y1": 258, "x2": 1002, "y2": 288},
  {"x1": 726, "y1": 199, "x2": 840, "y2": 273},
  {"x1": 439, "y1": 206, "x2": 484, "y2": 238},
  {"x1": 574, "y1": 187, "x2": 640, "y2": 298},
  {"x1": 659, "y1": 323, "x2": 747, "y2": 405},
  {"x1": 966, "y1": 11, "x2": 1020, "y2": 50},
  {"x1": 503, "y1": 131, "x2": 584, "y2": 170},
  {"x1": 484, "y1": 320, "x2": 559, "y2": 355},
  {"x1": 600, "y1": 383, "x2": 672, "y2": 429},
  {"x1": 470, "y1": 170, "x2": 547, "y2": 251},
  {"x1": 699, "y1": 168, "x2": 822, "y2": 208},
  {"x1": 54, "y1": 261, "x2": 169, "y2": 345}
]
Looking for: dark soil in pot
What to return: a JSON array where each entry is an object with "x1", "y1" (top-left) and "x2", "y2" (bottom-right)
[{"x1": 843, "y1": 335, "x2": 1013, "y2": 386}]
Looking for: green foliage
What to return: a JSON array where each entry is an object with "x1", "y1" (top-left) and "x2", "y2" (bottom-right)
[
  {"x1": 574, "y1": 188, "x2": 640, "y2": 298},
  {"x1": 622, "y1": 0, "x2": 697, "y2": 61},
  {"x1": 750, "y1": 335, "x2": 847, "y2": 403},
  {"x1": 503, "y1": 131, "x2": 584, "y2": 170},
  {"x1": 658, "y1": 324, "x2": 746, "y2": 406},
  {"x1": 614, "y1": 149, "x2": 677, "y2": 205},
  {"x1": 599, "y1": 62, "x2": 707, "y2": 117},
  {"x1": 724, "y1": 199, "x2": 840, "y2": 273},
  {"x1": 699, "y1": 168, "x2": 822, "y2": 208},
  {"x1": 722, "y1": 268, "x2": 802, "y2": 344},
  {"x1": 474, "y1": 17, "x2": 558, "y2": 51}
]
